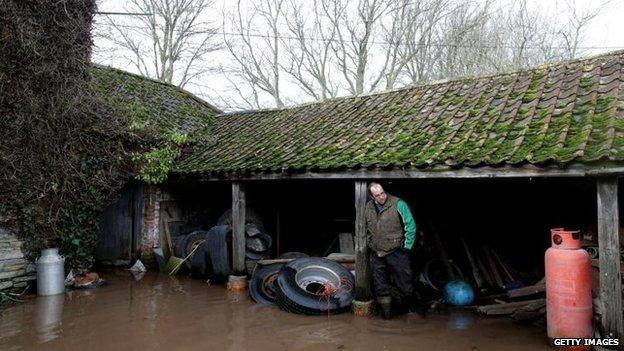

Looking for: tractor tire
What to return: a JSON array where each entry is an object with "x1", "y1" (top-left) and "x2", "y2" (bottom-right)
[
  {"x1": 249, "y1": 263, "x2": 283, "y2": 305},
  {"x1": 275, "y1": 257, "x2": 355, "y2": 315}
]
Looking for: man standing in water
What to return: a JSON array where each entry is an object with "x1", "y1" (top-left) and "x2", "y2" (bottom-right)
[{"x1": 365, "y1": 182, "x2": 417, "y2": 320}]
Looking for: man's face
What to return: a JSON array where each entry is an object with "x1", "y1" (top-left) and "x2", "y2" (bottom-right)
[{"x1": 370, "y1": 185, "x2": 387, "y2": 205}]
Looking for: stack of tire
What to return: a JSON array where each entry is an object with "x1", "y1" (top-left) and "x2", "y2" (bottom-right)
[
  {"x1": 249, "y1": 255, "x2": 355, "y2": 315},
  {"x1": 241, "y1": 223, "x2": 272, "y2": 274},
  {"x1": 215, "y1": 209, "x2": 271, "y2": 275},
  {"x1": 174, "y1": 226, "x2": 231, "y2": 280},
  {"x1": 173, "y1": 208, "x2": 272, "y2": 279}
]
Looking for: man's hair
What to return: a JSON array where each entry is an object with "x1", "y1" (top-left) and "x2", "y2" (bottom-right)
[{"x1": 368, "y1": 182, "x2": 383, "y2": 194}]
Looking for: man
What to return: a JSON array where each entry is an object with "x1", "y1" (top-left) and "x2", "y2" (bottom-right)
[{"x1": 365, "y1": 182, "x2": 417, "y2": 320}]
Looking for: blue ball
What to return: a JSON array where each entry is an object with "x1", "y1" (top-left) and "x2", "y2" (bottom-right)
[{"x1": 443, "y1": 280, "x2": 475, "y2": 306}]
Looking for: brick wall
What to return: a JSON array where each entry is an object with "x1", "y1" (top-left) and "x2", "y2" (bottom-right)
[
  {"x1": 140, "y1": 185, "x2": 162, "y2": 265},
  {"x1": 0, "y1": 226, "x2": 36, "y2": 292}
]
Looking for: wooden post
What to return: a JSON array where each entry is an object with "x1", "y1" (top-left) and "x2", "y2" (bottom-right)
[
  {"x1": 276, "y1": 208, "x2": 281, "y2": 257},
  {"x1": 232, "y1": 182, "x2": 246, "y2": 274},
  {"x1": 596, "y1": 177, "x2": 623, "y2": 341},
  {"x1": 354, "y1": 181, "x2": 371, "y2": 301}
]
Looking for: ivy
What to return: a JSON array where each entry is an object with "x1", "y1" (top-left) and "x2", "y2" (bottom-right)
[
  {"x1": 135, "y1": 132, "x2": 188, "y2": 184},
  {"x1": 0, "y1": 1, "x2": 142, "y2": 270}
]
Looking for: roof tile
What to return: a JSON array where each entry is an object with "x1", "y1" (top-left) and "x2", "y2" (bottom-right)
[{"x1": 175, "y1": 51, "x2": 624, "y2": 176}]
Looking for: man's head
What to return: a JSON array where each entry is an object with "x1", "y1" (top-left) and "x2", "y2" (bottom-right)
[{"x1": 369, "y1": 182, "x2": 387, "y2": 205}]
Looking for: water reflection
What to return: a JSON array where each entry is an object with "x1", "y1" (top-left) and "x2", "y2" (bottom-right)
[
  {"x1": 446, "y1": 309, "x2": 475, "y2": 331},
  {"x1": 0, "y1": 273, "x2": 547, "y2": 351},
  {"x1": 34, "y1": 294, "x2": 64, "y2": 343}
]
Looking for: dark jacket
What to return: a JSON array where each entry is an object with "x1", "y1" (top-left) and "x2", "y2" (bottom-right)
[{"x1": 365, "y1": 195, "x2": 405, "y2": 257}]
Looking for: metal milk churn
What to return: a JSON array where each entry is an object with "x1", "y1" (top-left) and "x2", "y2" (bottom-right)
[{"x1": 36, "y1": 248, "x2": 65, "y2": 296}]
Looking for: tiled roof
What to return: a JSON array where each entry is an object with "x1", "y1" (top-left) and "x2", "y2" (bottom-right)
[
  {"x1": 91, "y1": 65, "x2": 220, "y2": 141},
  {"x1": 176, "y1": 51, "x2": 624, "y2": 176}
]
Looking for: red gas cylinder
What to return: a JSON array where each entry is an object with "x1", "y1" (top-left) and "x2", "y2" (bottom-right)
[{"x1": 545, "y1": 228, "x2": 592, "y2": 345}]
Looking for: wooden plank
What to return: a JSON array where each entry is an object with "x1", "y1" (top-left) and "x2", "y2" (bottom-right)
[
  {"x1": 173, "y1": 163, "x2": 624, "y2": 182},
  {"x1": 432, "y1": 228, "x2": 456, "y2": 279},
  {"x1": 461, "y1": 238, "x2": 484, "y2": 289},
  {"x1": 493, "y1": 250, "x2": 514, "y2": 282},
  {"x1": 354, "y1": 181, "x2": 371, "y2": 300},
  {"x1": 132, "y1": 183, "x2": 143, "y2": 260},
  {"x1": 97, "y1": 184, "x2": 134, "y2": 263},
  {"x1": 257, "y1": 254, "x2": 355, "y2": 265},
  {"x1": 475, "y1": 249, "x2": 494, "y2": 287},
  {"x1": 232, "y1": 182, "x2": 246, "y2": 274},
  {"x1": 477, "y1": 298, "x2": 546, "y2": 315},
  {"x1": 596, "y1": 177, "x2": 623, "y2": 341},
  {"x1": 484, "y1": 246, "x2": 505, "y2": 289},
  {"x1": 507, "y1": 279, "x2": 545, "y2": 299}
]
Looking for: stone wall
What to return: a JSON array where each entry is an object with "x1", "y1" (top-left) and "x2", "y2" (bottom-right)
[{"x1": 0, "y1": 227, "x2": 36, "y2": 292}]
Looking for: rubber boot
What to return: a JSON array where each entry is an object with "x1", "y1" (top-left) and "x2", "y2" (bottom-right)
[{"x1": 378, "y1": 296, "x2": 392, "y2": 320}]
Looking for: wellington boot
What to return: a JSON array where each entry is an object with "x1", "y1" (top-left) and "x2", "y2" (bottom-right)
[
  {"x1": 380, "y1": 302, "x2": 391, "y2": 320},
  {"x1": 378, "y1": 297, "x2": 392, "y2": 320}
]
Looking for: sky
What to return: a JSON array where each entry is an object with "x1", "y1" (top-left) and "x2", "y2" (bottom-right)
[{"x1": 93, "y1": 0, "x2": 624, "y2": 109}]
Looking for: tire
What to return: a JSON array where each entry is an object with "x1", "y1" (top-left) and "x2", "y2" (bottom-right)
[
  {"x1": 245, "y1": 250, "x2": 266, "y2": 260},
  {"x1": 420, "y1": 259, "x2": 464, "y2": 291},
  {"x1": 205, "y1": 225, "x2": 231, "y2": 281},
  {"x1": 246, "y1": 236, "x2": 267, "y2": 253},
  {"x1": 190, "y1": 243, "x2": 209, "y2": 277},
  {"x1": 246, "y1": 223, "x2": 262, "y2": 237},
  {"x1": 256, "y1": 233, "x2": 272, "y2": 249},
  {"x1": 217, "y1": 208, "x2": 265, "y2": 233},
  {"x1": 275, "y1": 257, "x2": 355, "y2": 315},
  {"x1": 245, "y1": 259, "x2": 258, "y2": 275},
  {"x1": 249, "y1": 263, "x2": 283, "y2": 304},
  {"x1": 183, "y1": 231, "x2": 209, "y2": 270},
  {"x1": 278, "y1": 252, "x2": 308, "y2": 259},
  {"x1": 174, "y1": 235, "x2": 187, "y2": 259}
]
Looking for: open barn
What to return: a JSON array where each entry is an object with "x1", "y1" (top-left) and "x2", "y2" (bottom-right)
[{"x1": 93, "y1": 51, "x2": 624, "y2": 342}]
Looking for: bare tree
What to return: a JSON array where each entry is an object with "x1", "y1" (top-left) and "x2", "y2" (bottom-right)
[
  {"x1": 322, "y1": 0, "x2": 392, "y2": 95},
  {"x1": 560, "y1": 0, "x2": 612, "y2": 59},
  {"x1": 399, "y1": 0, "x2": 447, "y2": 85},
  {"x1": 98, "y1": 0, "x2": 221, "y2": 88},
  {"x1": 281, "y1": 0, "x2": 339, "y2": 100},
  {"x1": 433, "y1": 0, "x2": 493, "y2": 78},
  {"x1": 213, "y1": 0, "x2": 612, "y2": 110},
  {"x1": 477, "y1": 0, "x2": 561, "y2": 72},
  {"x1": 222, "y1": 0, "x2": 286, "y2": 108},
  {"x1": 375, "y1": 0, "x2": 411, "y2": 90}
]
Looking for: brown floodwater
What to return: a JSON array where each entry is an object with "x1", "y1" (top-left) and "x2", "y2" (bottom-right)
[{"x1": 0, "y1": 271, "x2": 552, "y2": 351}]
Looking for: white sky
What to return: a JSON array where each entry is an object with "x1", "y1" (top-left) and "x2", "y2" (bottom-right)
[{"x1": 93, "y1": 0, "x2": 624, "y2": 109}]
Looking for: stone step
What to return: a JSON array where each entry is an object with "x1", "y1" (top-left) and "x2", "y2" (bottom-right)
[
  {"x1": 0, "y1": 258, "x2": 29, "y2": 271},
  {"x1": 13, "y1": 274, "x2": 36, "y2": 283},
  {"x1": 0, "y1": 268, "x2": 26, "y2": 280},
  {"x1": 0, "y1": 281, "x2": 13, "y2": 290},
  {"x1": 0, "y1": 250, "x2": 24, "y2": 260}
]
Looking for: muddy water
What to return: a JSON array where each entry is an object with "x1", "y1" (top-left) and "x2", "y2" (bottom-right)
[{"x1": 0, "y1": 271, "x2": 552, "y2": 351}]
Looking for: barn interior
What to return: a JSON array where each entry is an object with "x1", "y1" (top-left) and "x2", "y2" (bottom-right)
[{"x1": 162, "y1": 176, "x2": 609, "y2": 298}]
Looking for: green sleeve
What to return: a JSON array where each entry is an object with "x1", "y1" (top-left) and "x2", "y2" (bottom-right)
[{"x1": 396, "y1": 199, "x2": 416, "y2": 249}]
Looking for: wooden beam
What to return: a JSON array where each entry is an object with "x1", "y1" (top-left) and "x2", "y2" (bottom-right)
[
  {"x1": 354, "y1": 181, "x2": 371, "y2": 301},
  {"x1": 257, "y1": 255, "x2": 355, "y2": 265},
  {"x1": 597, "y1": 177, "x2": 623, "y2": 341},
  {"x1": 172, "y1": 163, "x2": 624, "y2": 182},
  {"x1": 232, "y1": 182, "x2": 246, "y2": 274}
]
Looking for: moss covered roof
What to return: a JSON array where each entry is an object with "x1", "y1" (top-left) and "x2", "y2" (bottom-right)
[
  {"x1": 91, "y1": 65, "x2": 220, "y2": 140},
  {"x1": 176, "y1": 50, "x2": 624, "y2": 176}
]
